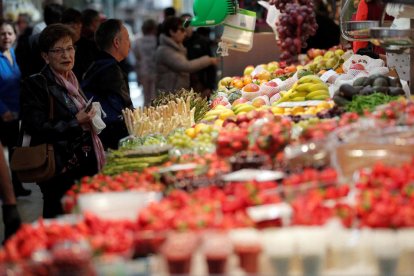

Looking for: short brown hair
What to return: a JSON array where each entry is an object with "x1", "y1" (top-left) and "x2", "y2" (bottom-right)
[
  {"x1": 95, "y1": 19, "x2": 123, "y2": 51},
  {"x1": 39, "y1": 23, "x2": 76, "y2": 53}
]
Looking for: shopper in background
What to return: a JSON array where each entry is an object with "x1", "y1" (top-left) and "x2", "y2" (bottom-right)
[
  {"x1": 157, "y1": 7, "x2": 176, "y2": 42},
  {"x1": 155, "y1": 16, "x2": 218, "y2": 93},
  {"x1": 181, "y1": 14, "x2": 217, "y2": 99},
  {"x1": 72, "y1": 8, "x2": 101, "y2": 80},
  {"x1": 61, "y1": 8, "x2": 82, "y2": 42},
  {"x1": 15, "y1": 3, "x2": 64, "y2": 78},
  {"x1": 133, "y1": 19, "x2": 157, "y2": 106},
  {"x1": 15, "y1": 13, "x2": 32, "y2": 37},
  {"x1": 20, "y1": 24, "x2": 105, "y2": 218},
  {"x1": 0, "y1": 20, "x2": 31, "y2": 197},
  {"x1": 81, "y1": 19, "x2": 133, "y2": 150},
  {"x1": 0, "y1": 142, "x2": 21, "y2": 242},
  {"x1": 32, "y1": 0, "x2": 64, "y2": 35}
]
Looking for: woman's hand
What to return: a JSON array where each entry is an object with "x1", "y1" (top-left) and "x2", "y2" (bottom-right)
[
  {"x1": 210, "y1": 57, "x2": 219, "y2": 66},
  {"x1": 76, "y1": 107, "x2": 96, "y2": 125}
]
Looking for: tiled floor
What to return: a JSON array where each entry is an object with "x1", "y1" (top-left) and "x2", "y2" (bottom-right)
[{"x1": 0, "y1": 82, "x2": 144, "y2": 243}]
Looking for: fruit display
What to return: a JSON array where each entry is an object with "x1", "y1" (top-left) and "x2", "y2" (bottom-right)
[
  {"x1": 274, "y1": 0, "x2": 318, "y2": 63},
  {"x1": 151, "y1": 89, "x2": 210, "y2": 123},
  {"x1": 275, "y1": 75, "x2": 330, "y2": 104},
  {"x1": 122, "y1": 97, "x2": 194, "y2": 137},
  {"x1": 304, "y1": 49, "x2": 346, "y2": 74}
]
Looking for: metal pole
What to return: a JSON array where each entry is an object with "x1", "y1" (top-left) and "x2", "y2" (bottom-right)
[{"x1": 410, "y1": 19, "x2": 414, "y2": 95}]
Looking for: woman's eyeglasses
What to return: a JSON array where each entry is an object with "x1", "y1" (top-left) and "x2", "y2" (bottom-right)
[{"x1": 49, "y1": 46, "x2": 76, "y2": 55}]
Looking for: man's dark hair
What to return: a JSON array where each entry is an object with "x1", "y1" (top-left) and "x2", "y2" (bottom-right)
[
  {"x1": 161, "y1": 16, "x2": 183, "y2": 37},
  {"x1": 95, "y1": 18, "x2": 123, "y2": 51},
  {"x1": 164, "y1": 7, "x2": 176, "y2": 18},
  {"x1": 141, "y1": 19, "x2": 157, "y2": 35},
  {"x1": 81, "y1": 9, "x2": 99, "y2": 27},
  {"x1": 38, "y1": 23, "x2": 76, "y2": 52},
  {"x1": 43, "y1": 3, "x2": 64, "y2": 26},
  {"x1": 61, "y1": 8, "x2": 82, "y2": 24}
]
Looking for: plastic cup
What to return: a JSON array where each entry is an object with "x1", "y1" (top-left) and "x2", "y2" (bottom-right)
[
  {"x1": 230, "y1": 228, "x2": 262, "y2": 274},
  {"x1": 202, "y1": 232, "x2": 233, "y2": 275},
  {"x1": 160, "y1": 232, "x2": 198, "y2": 275},
  {"x1": 261, "y1": 228, "x2": 295, "y2": 275}
]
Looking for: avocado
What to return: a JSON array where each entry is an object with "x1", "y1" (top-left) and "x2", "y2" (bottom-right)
[
  {"x1": 372, "y1": 86, "x2": 389, "y2": 94},
  {"x1": 353, "y1": 86, "x2": 364, "y2": 93},
  {"x1": 372, "y1": 77, "x2": 389, "y2": 88},
  {"x1": 353, "y1": 77, "x2": 368, "y2": 87},
  {"x1": 333, "y1": 95, "x2": 350, "y2": 106},
  {"x1": 360, "y1": 85, "x2": 374, "y2": 96},
  {"x1": 339, "y1": 84, "x2": 357, "y2": 100},
  {"x1": 388, "y1": 87, "x2": 405, "y2": 96},
  {"x1": 362, "y1": 77, "x2": 374, "y2": 87}
]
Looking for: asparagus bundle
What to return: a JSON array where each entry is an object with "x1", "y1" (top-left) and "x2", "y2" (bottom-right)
[{"x1": 122, "y1": 97, "x2": 195, "y2": 137}]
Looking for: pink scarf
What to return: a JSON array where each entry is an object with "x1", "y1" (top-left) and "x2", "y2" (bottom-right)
[{"x1": 50, "y1": 67, "x2": 106, "y2": 171}]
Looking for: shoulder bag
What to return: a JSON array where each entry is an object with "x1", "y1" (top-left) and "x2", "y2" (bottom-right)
[{"x1": 10, "y1": 95, "x2": 55, "y2": 183}]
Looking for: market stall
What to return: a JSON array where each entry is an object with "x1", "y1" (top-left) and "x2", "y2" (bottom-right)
[{"x1": 2, "y1": 0, "x2": 414, "y2": 275}]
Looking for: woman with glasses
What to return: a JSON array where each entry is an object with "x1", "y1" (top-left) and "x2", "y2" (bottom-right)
[
  {"x1": 20, "y1": 24, "x2": 105, "y2": 218},
  {"x1": 155, "y1": 16, "x2": 218, "y2": 93}
]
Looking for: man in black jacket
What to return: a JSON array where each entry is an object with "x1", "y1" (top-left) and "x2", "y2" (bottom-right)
[{"x1": 82, "y1": 19, "x2": 133, "y2": 150}]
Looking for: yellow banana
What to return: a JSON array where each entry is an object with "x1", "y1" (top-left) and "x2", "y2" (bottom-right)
[
  {"x1": 232, "y1": 103, "x2": 248, "y2": 112},
  {"x1": 235, "y1": 105, "x2": 255, "y2": 114},
  {"x1": 309, "y1": 83, "x2": 328, "y2": 92},
  {"x1": 205, "y1": 109, "x2": 225, "y2": 117},
  {"x1": 203, "y1": 115, "x2": 218, "y2": 121},
  {"x1": 306, "y1": 90, "x2": 330, "y2": 100},
  {"x1": 308, "y1": 95, "x2": 331, "y2": 101},
  {"x1": 298, "y1": 75, "x2": 323, "y2": 85},
  {"x1": 295, "y1": 83, "x2": 313, "y2": 93},
  {"x1": 290, "y1": 97, "x2": 306, "y2": 102},
  {"x1": 289, "y1": 90, "x2": 308, "y2": 99}
]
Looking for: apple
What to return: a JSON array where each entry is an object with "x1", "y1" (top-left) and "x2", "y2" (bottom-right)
[
  {"x1": 252, "y1": 98, "x2": 266, "y2": 108},
  {"x1": 254, "y1": 70, "x2": 271, "y2": 81},
  {"x1": 242, "y1": 75, "x2": 253, "y2": 86},
  {"x1": 264, "y1": 81, "x2": 277, "y2": 87},
  {"x1": 243, "y1": 65, "x2": 255, "y2": 76},
  {"x1": 232, "y1": 98, "x2": 249, "y2": 106},
  {"x1": 218, "y1": 76, "x2": 233, "y2": 88},
  {"x1": 274, "y1": 68, "x2": 285, "y2": 76},
  {"x1": 350, "y1": 63, "x2": 365, "y2": 70},
  {"x1": 242, "y1": 83, "x2": 260, "y2": 93},
  {"x1": 267, "y1": 61, "x2": 279, "y2": 72}
]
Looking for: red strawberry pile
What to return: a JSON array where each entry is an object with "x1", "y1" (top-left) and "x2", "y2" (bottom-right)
[
  {"x1": 137, "y1": 182, "x2": 281, "y2": 232},
  {"x1": 355, "y1": 160, "x2": 414, "y2": 228},
  {"x1": 372, "y1": 100, "x2": 414, "y2": 126},
  {"x1": 216, "y1": 128, "x2": 250, "y2": 157},
  {"x1": 63, "y1": 170, "x2": 164, "y2": 213},
  {"x1": 0, "y1": 213, "x2": 135, "y2": 264},
  {"x1": 253, "y1": 118, "x2": 293, "y2": 155}
]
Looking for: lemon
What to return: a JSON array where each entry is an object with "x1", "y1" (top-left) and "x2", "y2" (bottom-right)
[{"x1": 185, "y1": 128, "x2": 196, "y2": 138}]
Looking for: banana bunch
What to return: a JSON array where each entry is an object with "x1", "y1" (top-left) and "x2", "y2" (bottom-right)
[
  {"x1": 202, "y1": 105, "x2": 236, "y2": 121},
  {"x1": 231, "y1": 103, "x2": 256, "y2": 115},
  {"x1": 275, "y1": 75, "x2": 330, "y2": 104}
]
